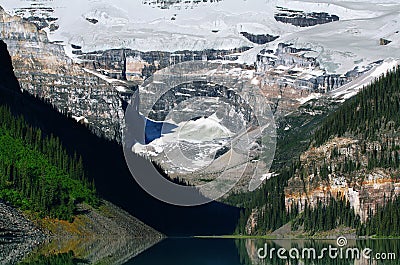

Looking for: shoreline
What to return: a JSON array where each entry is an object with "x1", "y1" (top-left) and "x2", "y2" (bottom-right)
[{"x1": 0, "y1": 200, "x2": 164, "y2": 264}]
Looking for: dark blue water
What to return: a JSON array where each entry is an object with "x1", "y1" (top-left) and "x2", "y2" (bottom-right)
[
  {"x1": 125, "y1": 238, "x2": 400, "y2": 265},
  {"x1": 144, "y1": 118, "x2": 177, "y2": 144},
  {"x1": 125, "y1": 238, "x2": 243, "y2": 265}
]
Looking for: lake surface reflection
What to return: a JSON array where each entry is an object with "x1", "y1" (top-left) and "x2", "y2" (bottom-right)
[
  {"x1": 126, "y1": 238, "x2": 400, "y2": 265},
  {"x1": 125, "y1": 238, "x2": 242, "y2": 265}
]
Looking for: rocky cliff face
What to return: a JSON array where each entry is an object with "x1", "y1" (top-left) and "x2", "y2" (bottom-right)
[
  {"x1": 257, "y1": 43, "x2": 358, "y2": 92},
  {"x1": 145, "y1": 80, "x2": 256, "y2": 123},
  {"x1": 77, "y1": 46, "x2": 251, "y2": 83},
  {"x1": 255, "y1": 43, "x2": 368, "y2": 116},
  {"x1": 240, "y1": 32, "x2": 279, "y2": 45},
  {"x1": 284, "y1": 137, "x2": 400, "y2": 221},
  {"x1": 130, "y1": 62, "x2": 274, "y2": 192},
  {"x1": 5, "y1": 0, "x2": 60, "y2": 34},
  {"x1": 274, "y1": 7, "x2": 339, "y2": 27},
  {"x1": 0, "y1": 7, "x2": 128, "y2": 140},
  {"x1": 0, "y1": 5, "x2": 253, "y2": 143}
]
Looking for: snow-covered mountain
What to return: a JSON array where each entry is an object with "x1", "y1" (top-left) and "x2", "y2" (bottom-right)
[
  {"x1": 1, "y1": 0, "x2": 399, "y2": 75},
  {"x1": 1, "y1": 0, "x2": 400, "y2": 192}
]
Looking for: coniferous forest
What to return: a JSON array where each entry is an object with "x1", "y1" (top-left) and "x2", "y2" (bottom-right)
[
  {"x1": 0, "y1": 105, "x2": 98, "y2": 221},
  {"x1": 358, "y1": 195, "x2": 400, "y2": 237},
  {"x1": 313, "y1": 67, "x2": 400, "y2": 145},
  {"x1": 233, "y1": 66, "x2": 400, "y2": 237},
  {"x1": 292, "y1": 196, "x2": 360, "y2": 233}
]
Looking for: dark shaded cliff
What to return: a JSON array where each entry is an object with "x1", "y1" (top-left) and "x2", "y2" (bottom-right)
[{"x1": 0, "y1": 40, "x2": 240, "y2": 236}]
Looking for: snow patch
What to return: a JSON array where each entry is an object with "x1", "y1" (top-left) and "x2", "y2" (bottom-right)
[
  {"x1": 297, "y1": 93, "x2": 321, "y2": 104},
  {"x1": 330, "y1": 59, "x2": 399, "y2": 101}
]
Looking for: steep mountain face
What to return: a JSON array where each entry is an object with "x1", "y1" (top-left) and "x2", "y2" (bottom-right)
[
  {"x1": 0, "y1": 39, "x2": 164, "y2": 265},
  {"x1": 285, "y1": 67, "x2": 400, "y2": 221},
  {"x1": 255, "y1": 43, "x2": 366, "y2": 116},
  {"x1": 242, "y1": 66, "x2": 400, "y2": 236},
  {"x1": 0, "y1": 38, "x2": 240, "y2": 236},
  {"x1": 0, "y1": 5, "x2": 253, "y2": 142},
  {"x1": 129, "y1": 62, "x2": 275, "y2": 193},
  {"x1": 77, "y1": 46, "x2": 251, "y2": 83},
  {"x1": 2, "y1": 0, "x2": 399, "y2": 121},
  {"x1": 3, "y1": 0, "x2": 399, "y2": 66},
  {"x1": 7, "y1": 0, "x2": 57, "y2": 31},
  {"x1": 0, "y1": 7, "x2": 127, "y2": 140},
  {"x1": 285, "y1": 137, "x2": 400, "y2": 221},
  {"x1": 0, "y1": 5, "x2": 267, "y2": 192},
  {"x1": 257, "y1": 43, "x2": 360, "y2": 93}
]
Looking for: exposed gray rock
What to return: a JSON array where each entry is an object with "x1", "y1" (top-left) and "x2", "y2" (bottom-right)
[
  {"x1": 85, "y1": 17, "x2": 99, "y2": 24},
  {"x1": 0, "y1": 6, "x2": 252, "y2": 143},
  {"x1": 78, "y1": 47, "x2": 251, "y2": 81},
  {"x1": 256, "y1": 43, "x2": 364, "y2": 94},
  {"x1": 0, "y1": 201, "x2": 46, "y2": 265},
  {"x1": 380, "y1": 38, "x2": 392, "y2": 46},
  {"x1": 275, "y1": 6, "x2": 339, "y2": 27},
  {"x1": 13, "y1": 2, "x2": 58, "y2": 32},
  {"x1": 41, "y1": 201, "x2": 164, "y2": 265},
  {"x1": 240, "y1": 32, "x2": 279, "y2": 45},
  {"x1": 0, "y1": 7, "x2": 129, "y2": 141}
]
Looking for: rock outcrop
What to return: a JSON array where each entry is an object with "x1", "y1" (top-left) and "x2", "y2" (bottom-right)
[
  {"x1": 284, "y1": 137, "x2": 400, "y2": 222},
  {"x1": 275, "y1": 7, "x2": 339, "y2": 27},
  {"x1": 0, "y1": 201, "x2": 46, "y2": 265},
  {"x1": 240, "y1": 32, "x2": 279, "y2": 45},
  {"x1": 78, "y1": 47, "x2": 251, "y2": 82},
  {"x1": 257, "y1": 43, "x2": 357, "y2": 93},
  {"x1": 255, "y1": 43, "x2": 369, "y2": 116},
  {"x1": 0, "y1": 7, "x2": 128, "y2": 141},
  {"x1": 380, "y1": 38, "x2": 392, "y2": 46},
  {"x1": 12, "y1": 1, "x2": 58, "y2": 32}
]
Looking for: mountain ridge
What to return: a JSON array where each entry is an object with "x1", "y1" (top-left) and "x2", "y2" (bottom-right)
[{"x1": 236, "y1": 66, "x2": 400, "y2": 237}]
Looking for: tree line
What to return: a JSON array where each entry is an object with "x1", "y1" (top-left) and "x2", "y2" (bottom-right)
[
  {"x1": 313, "y1": 66, "x2": 400, "y2": 145},
  {"x1": 292, "y1": 195, "x2": 360, "y2": 233},
  {"x1": 358, "y1": 195, "x2": 400, "y2": 237}
]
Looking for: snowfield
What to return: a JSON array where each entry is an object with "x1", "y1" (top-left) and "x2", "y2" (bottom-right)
[
  {"x1": 133, "y1": 114, "x2": 234, "y2": 172},
  {"x1": 1, "y1": 0, "x2": 399, "y2": 74}
]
